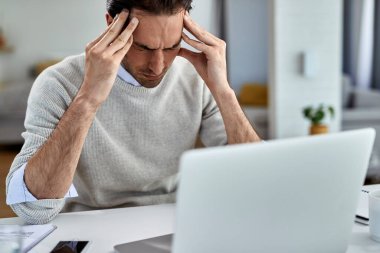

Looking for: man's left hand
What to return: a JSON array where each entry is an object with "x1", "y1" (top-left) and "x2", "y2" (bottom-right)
[{"x1": 178, "y1": 12, "x2": 230, "y2": 96}]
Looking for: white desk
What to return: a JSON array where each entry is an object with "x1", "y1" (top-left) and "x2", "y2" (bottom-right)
[{"x1": 1, "y1": 204, "x2": 380, "y2": 253}]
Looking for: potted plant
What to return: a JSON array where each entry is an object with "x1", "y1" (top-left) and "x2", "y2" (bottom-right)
[{"x1": 303, "y1": 104, "x2": 334, "y2": 135}]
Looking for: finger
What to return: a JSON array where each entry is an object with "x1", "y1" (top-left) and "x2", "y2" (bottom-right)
[
  {"x1": 86, "y1": 15, "x2": 119, "y2": 49},
  {"x1": 183, "y1": 14, "x2": 218, "y2": 46},
  {"x1": 181, "y1": 32, "x2": 209, "y2": 53},
  {"x1": 178, "y1": 48, "x2": 201, "y2": 65},
  {"x1": 96, "y1": 9, "x2": 130, "y2": 50},
  {"x1": 105, "y1": 17, "x2": 139, "y2": 55},
  {"x1": 114, "y1": 35, "x2": 134, "y2": 59}
]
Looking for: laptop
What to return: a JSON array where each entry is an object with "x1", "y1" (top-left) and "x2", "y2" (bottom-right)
[{"x1": 114, "y1": 128, "x2": 375, "y2": 253}]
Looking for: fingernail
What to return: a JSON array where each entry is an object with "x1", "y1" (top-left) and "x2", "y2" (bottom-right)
[
  {"x1": 123, "y1": 9, "x2": 129, "y2": 14},
  {"x1": 131, "y1": 17, "x2": 139, "y2": 24}
]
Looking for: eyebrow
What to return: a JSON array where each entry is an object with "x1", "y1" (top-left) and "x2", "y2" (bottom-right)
[{"x1": 134, "y1": 38, "x2": 182, "y2": 51}]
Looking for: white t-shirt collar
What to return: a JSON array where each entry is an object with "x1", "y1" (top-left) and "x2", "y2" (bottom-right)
[{"x1": 117, "y1": 64, "x2": 142, "y2": 87}]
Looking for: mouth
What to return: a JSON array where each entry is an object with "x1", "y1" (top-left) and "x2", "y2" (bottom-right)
[{"x1": 143, "y1": 73, "x2": 164, "y2": 81}]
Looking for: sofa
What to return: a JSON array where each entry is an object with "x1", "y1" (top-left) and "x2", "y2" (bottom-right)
[{"x1": 0, "y1": 79, "x2": 33, "y2": 145}]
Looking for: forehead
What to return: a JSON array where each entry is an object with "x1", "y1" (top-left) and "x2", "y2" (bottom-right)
[{"x1": 130, "y1": 9, "x2": 185, "y2": 48}]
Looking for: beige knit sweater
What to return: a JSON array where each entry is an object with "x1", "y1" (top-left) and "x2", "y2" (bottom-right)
[{"x1": 6, "y1": 54, "x2": 227, "y2": 224}]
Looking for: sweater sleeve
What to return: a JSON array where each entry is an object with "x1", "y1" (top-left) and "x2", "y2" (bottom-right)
[
  {"x1": 6, "y1": 162, "x2": 78, "y2": 205},
  {"x1": 5, "y1": 65, "x2": 79, "y2": 224},
  {"x1": 199, "y1": 84, "x2": 228, "y2": 147}
]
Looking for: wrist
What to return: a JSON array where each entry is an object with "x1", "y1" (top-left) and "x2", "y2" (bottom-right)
[
  {"x1": 212, "y1": 85, "x2": 236, "y2": 102},
  {"x1": 73, "y1": 91, "x2": 100, "y2": 115}
]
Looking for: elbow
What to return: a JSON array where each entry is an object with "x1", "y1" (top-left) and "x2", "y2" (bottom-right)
[{"x1": 10, "y1": 199, "x2": 65, "y2": 225}]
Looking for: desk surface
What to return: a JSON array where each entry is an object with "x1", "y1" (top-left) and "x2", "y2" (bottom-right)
[{"x1": 0, "y1": 204, "x2": 379, "y2": 253}]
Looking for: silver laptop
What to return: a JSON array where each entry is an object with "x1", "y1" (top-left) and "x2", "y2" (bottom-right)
[{"x1": 115, "y1": 128, "x2": 375, "y2": 253}]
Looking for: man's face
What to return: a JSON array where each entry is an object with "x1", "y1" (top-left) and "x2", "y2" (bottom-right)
[{"x1": 121, "y1": 9, "x2": 185, "y2": 88}]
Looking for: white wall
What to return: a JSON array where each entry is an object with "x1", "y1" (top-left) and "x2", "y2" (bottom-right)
[
  {"x1": 269, "y1": 0, "x2": 342, "y2": 138},
  {"x1": 1, "y1": 0, "x2": 106, "y2": 81},
  {"x1": 191, "y1": 0, "x2": 219, "y2": 36},
  {"x1": 226, "y1": 0, "x2": 268, "y2": 91},
  {"x1": 0, "y1": 0, "x2": 216, "y2": 82}
]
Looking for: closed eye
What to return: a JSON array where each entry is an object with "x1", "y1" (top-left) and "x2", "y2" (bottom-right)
[
  {"x1": 133, "y1": 39, "x2": 182, "y2": 52},
  {"x1": 164, "y1": 47, "x2": 179, "y2": 52},
  {"x1": 133, "y1": 43, "x2": 153, "y2": 51},
  {"x1": 164, "y1": 44, "x2": 181, "y2": 51}
]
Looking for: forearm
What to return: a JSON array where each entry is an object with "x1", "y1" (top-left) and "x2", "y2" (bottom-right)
[
  {"x1": 16, "y1": 10, "x2": 136, "y2": 205},
  {"x1": 213, "y1": 86, "x2": 261, "y2": 144},
  {"x1": 25, "y1": 93, "x2": 98, "y2": 199},
  {"x1": 179, "y1": 13, "x2": 261, "y2": 144}
]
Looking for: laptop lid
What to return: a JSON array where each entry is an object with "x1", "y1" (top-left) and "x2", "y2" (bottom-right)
[{"x1": 173, "y1": 129, "x2": 375, "y2": 253}]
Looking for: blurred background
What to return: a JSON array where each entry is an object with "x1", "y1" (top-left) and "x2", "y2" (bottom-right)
[{"x1": 1, "y1": 0, "x2": 380, "y2": 217}]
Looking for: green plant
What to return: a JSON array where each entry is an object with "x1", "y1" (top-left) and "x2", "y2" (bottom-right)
[{"x1": 303, "y1": 104, "x2": 334, "y2": 125}]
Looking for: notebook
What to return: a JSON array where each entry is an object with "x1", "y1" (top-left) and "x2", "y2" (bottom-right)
[{"x1": 0, "y1": 224, "x2": 57, "y2": 253}]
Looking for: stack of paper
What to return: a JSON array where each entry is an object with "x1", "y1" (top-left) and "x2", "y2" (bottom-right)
[{"x1": 0, "y1": 224, "x2": 57, "y2": 252}]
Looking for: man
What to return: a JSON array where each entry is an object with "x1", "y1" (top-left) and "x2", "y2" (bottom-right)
[{"x1": 6, "y1": 0, "x2": 261, "y2": 225}]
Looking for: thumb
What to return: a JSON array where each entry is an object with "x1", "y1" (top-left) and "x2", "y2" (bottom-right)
[{"x1": 178, "y1": 48, "x2": 198, "y2": 65}]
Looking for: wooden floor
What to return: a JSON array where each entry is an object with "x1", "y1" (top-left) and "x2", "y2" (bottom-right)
[{"x1": 0, "y1": 145, "x2": 21, "y2": 218}]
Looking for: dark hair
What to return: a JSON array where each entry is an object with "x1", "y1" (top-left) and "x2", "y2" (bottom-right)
[{"x1": 106, "y1": 0, "x2": 193, "y2": 18}]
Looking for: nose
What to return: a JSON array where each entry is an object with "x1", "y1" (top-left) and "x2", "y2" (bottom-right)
[{"x1": 148, "y1": 50, "x2": 165, "y2": 76}]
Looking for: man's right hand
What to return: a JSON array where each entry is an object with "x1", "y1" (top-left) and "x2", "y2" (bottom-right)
[{"x1": 78, "y1": 9, "x2": 139, "y2": 108}]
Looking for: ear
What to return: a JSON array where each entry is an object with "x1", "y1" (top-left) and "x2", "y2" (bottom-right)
[{"x1": 105, "y1": 13, "x2": 114, "y2": 26}]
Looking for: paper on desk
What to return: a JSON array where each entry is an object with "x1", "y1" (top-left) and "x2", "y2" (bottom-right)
[
  {"x1": 356, "y1": 184, "x2": 380, "y2": 225},
  {"x1": 0, "y1": 224, "x2": 57, "y2": 252}
]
